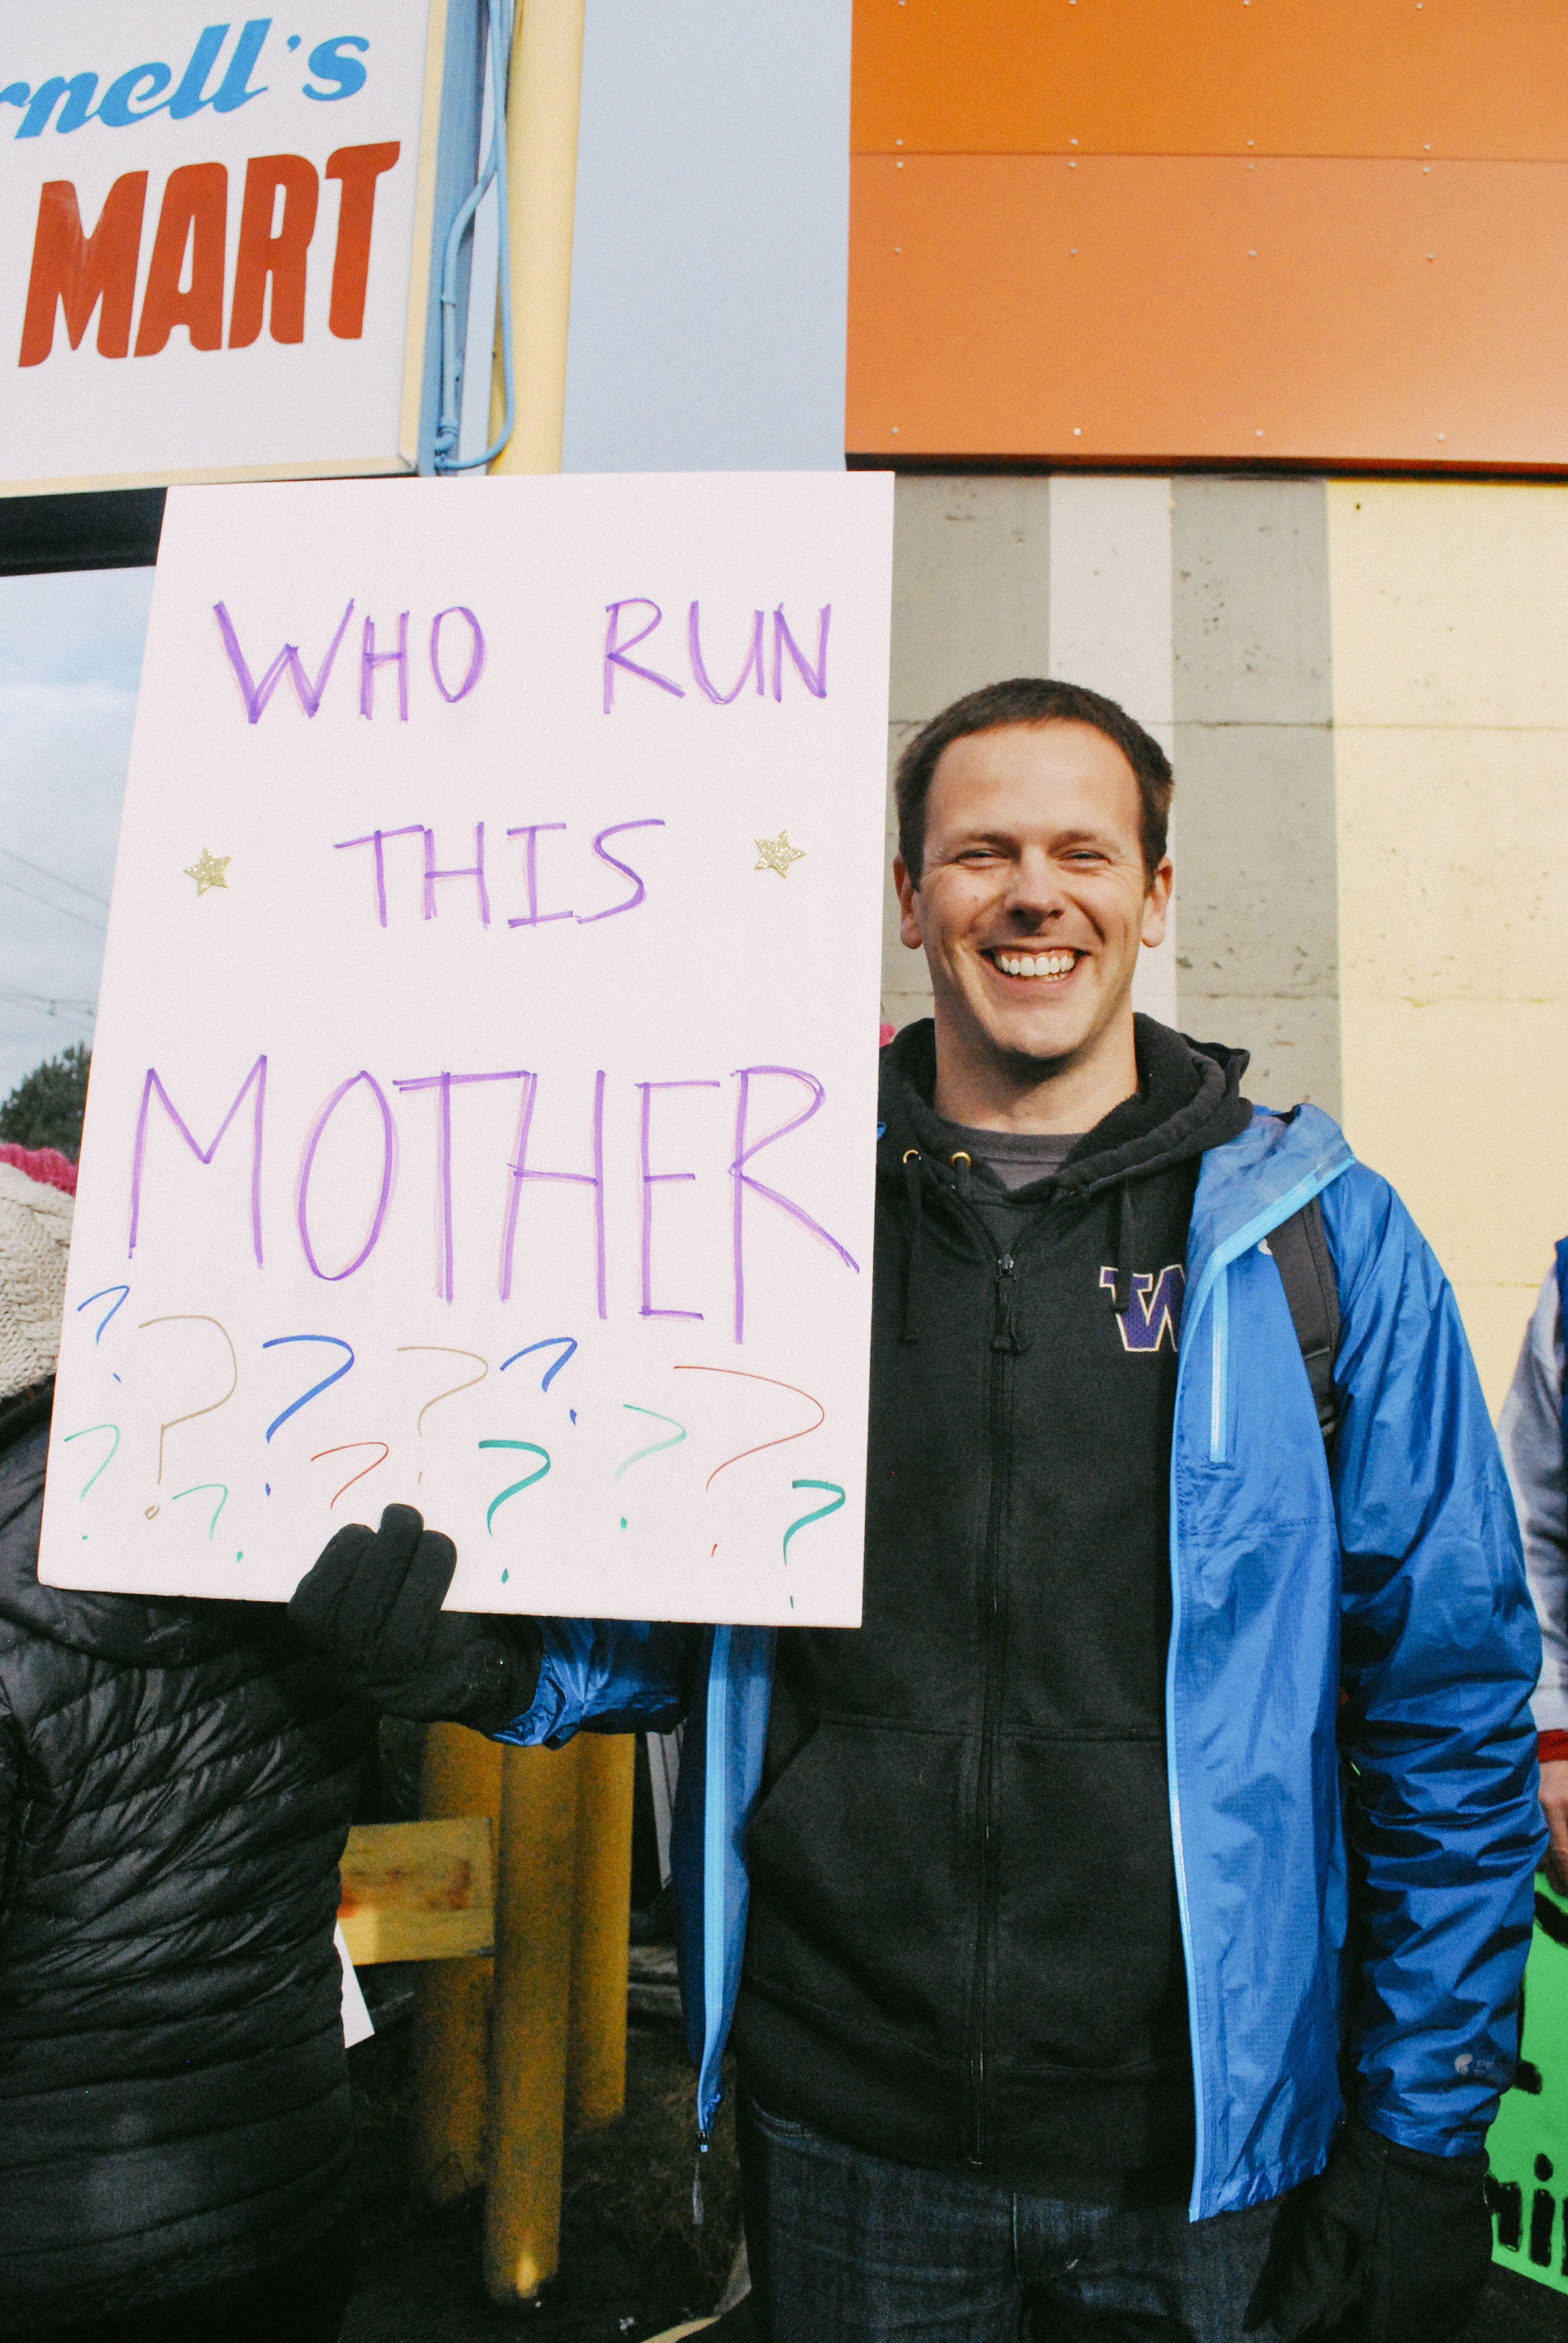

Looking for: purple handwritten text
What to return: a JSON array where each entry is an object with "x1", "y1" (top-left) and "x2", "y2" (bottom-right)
[
  {"x1": 129, "y1": 1053, "x2": 267, "y2": 1264},
  {"x1": 638, "y1": 1079, "x2": 720, "y2": 1320},
  {"x1": 730, "y1": 1065, "x2": 858, "y2": 1343},
  {"x1": 296, "y1": 1070, "x2": 397, "y2": 1282}
]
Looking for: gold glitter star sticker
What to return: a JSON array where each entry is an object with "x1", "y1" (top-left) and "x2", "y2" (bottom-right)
[
  {"x1": 184, "y1": 847, "x2": 230, "y2": 897},
  {"x1": 755, "y1": 829, "x2": 804, "y2": 878}
]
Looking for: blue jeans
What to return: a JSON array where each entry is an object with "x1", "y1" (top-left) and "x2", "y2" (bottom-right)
[{"x1": 738, "y1": 2093, "x2": 1284, "y2": 2342}]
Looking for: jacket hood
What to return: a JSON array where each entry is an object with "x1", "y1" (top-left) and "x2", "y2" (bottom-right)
[
  {"x1": 876, "y1": 1016, "x2": 1256, "y2": 1340},
  {"x1": 877, "y1": 1014, "x2": 1253, "y2": 1192},
  {"x1": 0, "y1": 1387, "x2": 277, "y2": 1668}
]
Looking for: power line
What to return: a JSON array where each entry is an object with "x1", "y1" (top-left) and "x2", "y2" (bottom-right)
[
  {"x1": 0, "y1": 873, "x2": 107, "y2": 933},
  {"x1": 0, "y1": 987, "x2": 95, "y2": 1021},
  {"x1": 0, "y1": 844, "x2": 109, "y2": 909},
  {"x1": 0, "y1": 984, "x2": 95, "y2": 1009}
]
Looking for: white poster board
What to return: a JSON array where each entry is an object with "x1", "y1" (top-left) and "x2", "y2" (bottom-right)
[
  {"x1": 0, "y1": 4, "x2": 437, "y2": 492},
  {"x1": 40, "y1": 472, "x2": 893, "y2": 1627}
]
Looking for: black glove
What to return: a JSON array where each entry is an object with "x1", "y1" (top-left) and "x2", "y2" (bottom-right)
[
  {"x1": 289, "y1": 1503, "x2": 539, "y2": 1731},
  {"x1": 1246, "y1": 2118, "x2": 1491, "y2": 2343}
]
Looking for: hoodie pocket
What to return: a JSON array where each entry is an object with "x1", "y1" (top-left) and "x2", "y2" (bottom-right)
[
  {"x1": 992, "y1": 1731, "x2": 1187, "y2": 2077},
  {"x1": 742, "y1": 1718, "x2": 976, "y2": 2064}
]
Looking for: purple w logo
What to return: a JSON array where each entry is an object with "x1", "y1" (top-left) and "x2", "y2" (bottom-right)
[{"x1": 1100, "y1": 1263, "x2": 1185, "y2": 1353}]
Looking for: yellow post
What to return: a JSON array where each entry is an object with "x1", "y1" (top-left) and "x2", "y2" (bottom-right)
[
  {"x1": 488, "y1": 0, "x2": 586, "y2": 476},
  {"x1": 477, "y1": 0, "x2": 637, "y2": 2303},
  {"x1": 566, "y1": 1733, "x2": 636, "y2": 2130},
  {"x1": 485, "y1": 1738, "x2": 581, "y2": 2301},
  {"x1": 410, "y1": 1725, "x2": 504, "y2": 2204}
]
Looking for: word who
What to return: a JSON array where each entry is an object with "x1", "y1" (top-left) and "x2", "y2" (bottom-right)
[{"x1": 215, "y1": 600, "x2": 484, "y2": 723}]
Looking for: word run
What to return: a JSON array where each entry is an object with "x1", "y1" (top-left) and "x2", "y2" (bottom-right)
[
  {"x1": 126, "y1": 1058, "x2": 859, "y2": 1342},
  {"x1": 606, "y1": 600, "x2": 831, "y2": 709},
  {"x1": 18, "y1": 143, "x2": 400, "y2": 365}
]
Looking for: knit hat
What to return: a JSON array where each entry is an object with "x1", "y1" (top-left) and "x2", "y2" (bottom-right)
[{"x1": 0, "y1": 1149, "x2": 75, "y2": 1405}]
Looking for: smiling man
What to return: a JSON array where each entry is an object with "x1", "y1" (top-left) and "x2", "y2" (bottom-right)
[
  {"x1": 292, "y1": 678, "x2": 1545, "y2": 2343},
  {"x1": 894, "y1": 699, "x2": 1173, "y2": 1137}
]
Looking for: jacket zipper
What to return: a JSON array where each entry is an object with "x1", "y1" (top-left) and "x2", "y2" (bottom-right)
[
  {"x1": 1165, "y1": 1161, "x2": 1350, "y2": 2218},
  {"x1": 693, "y1": 1621, "x2": 731, "y2": 2205},
  {"x1": 967, "y1": 1246, "x2": 1017, "y2": 2162}
]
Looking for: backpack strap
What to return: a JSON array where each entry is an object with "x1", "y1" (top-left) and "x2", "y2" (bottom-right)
[{"x1": 1269, "y1": 1196, "x2": 1342, "y2": 1448}]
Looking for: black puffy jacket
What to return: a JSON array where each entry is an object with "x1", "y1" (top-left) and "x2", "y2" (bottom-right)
[{"x1": 0, "y1": 1387, "x2": 374, "y2": 2333}]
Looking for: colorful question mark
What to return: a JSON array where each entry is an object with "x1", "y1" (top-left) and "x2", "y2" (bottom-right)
[
  {"x1": 62, "y1": 1421, "x2": 119, "y2": 1501},
  {"x1": 77, "y1": 1285, "x2": 129, "y2": 1343},
  {"x1": 172, "y1": 1481, "x2": 229, "y2": 1538},
  {"x1": 672, "y1": 1364, "x2": 824, "y2": 1487},
  {"x1": 311, "y1": 1441, "x2": 391, "y2": 1511},
  {"x1": 613, "y1": 1402, "x2": 687, "y2": 1529},
  {"x1": 781, "y1": 1479, "x2": 846, "y2": 1608},
  {"x1": 262, "y1": 1334, "x2": 355, "y2": 1441},
  {"x1": 501, "y1": 1336, "x2": 578, "y2": 1393},
  {"x1": 396, "y1": 1346, "x2": 489, "y2": 1433},
  {"x1": 479, "y1": 1438, "x2": 551, "y2": 1533},
  {"x1": 138, "y1": 1314, "x2": 238, "y2": 1485}
]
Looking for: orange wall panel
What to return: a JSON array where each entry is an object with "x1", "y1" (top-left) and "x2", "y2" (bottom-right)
[
  {"x1": 852, "y1": 0, "x2": 1568, "y2": 161},
  {"x1": 847, "y1": 155, "x2": 1568, "y2": 464}
]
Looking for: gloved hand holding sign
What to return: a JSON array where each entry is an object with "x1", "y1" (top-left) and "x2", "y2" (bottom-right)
[
  {"x1": 289, "y1": 1504, "x2": 539, "y2": 1733},
  {"x1": 1246, "y1": 2119, "x2": 1492, "y2": 2343}
]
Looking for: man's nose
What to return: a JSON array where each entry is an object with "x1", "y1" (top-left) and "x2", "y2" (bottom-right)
[{"x1": 1003, "y1": 851, "x2": 1064, "y2": 923}]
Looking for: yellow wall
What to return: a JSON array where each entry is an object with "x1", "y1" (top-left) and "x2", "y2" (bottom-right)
[{"x1": 1328, "y1": 483, "x2": 1568, "y2": 1406}]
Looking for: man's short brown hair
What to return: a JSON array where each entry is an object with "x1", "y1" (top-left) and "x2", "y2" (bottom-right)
[{"x1": 894, "y1": 678, "x2": 1173, "y2": 886}]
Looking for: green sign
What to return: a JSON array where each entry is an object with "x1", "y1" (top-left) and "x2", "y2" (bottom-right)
[{"x1": 1488, "y1": 1870, "x2": 1568, "y2": 2295}]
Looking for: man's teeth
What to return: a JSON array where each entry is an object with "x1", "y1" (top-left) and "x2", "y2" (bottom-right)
[{"x1": 994, "y1": 950, "x2": 1078, "y2": 979}]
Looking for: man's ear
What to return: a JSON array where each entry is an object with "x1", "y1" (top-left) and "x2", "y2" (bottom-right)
[
  {"x1": 894, "y1": 854, "x2": 924, "y2": 951},
  {"x1": 1140, "y1": 856, "x2": 1173, "y2": 950}
]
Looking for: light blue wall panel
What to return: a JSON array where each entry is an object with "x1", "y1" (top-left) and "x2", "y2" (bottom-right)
[{"x1": 562, "y1": 0, "x2": 851, "y2": 472}]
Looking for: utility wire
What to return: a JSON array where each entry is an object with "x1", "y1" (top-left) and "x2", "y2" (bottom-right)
[
  {"x1": 0, "y1": 990, "x2": 94, "y2": 1009},
  {"x1": 0, "y1": 844, "x2": 109, "y2": 908},
  {"x1": 0, "y1": 873, "x2": 107, "y2": 933},
  {"x1": 0, "y1": 986, "x2": 95, "y2": 1021}
]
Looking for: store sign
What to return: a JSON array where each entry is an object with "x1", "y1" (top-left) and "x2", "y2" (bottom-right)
[{"x1": 0, "y1": 7, "x2": 438, "y2": 492}]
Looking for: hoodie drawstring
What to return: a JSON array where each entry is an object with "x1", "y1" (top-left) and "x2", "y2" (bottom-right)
[
  {"x1": 1104, "y1": 1179, "x2": 1136, "y2": 1319},
  {"x1": 901, "y1": 1151, "x2": 925, "y2": 1343}
]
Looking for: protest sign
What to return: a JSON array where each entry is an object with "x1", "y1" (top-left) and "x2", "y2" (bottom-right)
[
  {"x1": 0, "y1": 5, "x2": 437, "y2": 492},
  {"x1": 40, "y1": 472, "x2": 893, "y2": 1625}
]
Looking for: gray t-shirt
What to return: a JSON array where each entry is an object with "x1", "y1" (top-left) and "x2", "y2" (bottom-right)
[
  {"x1": 934, "y1": 1117, "x2": 1082, "y2": 1250},
  {"x1": 935, "y1": 1120, "x2": 1080, "y2": 1193}
]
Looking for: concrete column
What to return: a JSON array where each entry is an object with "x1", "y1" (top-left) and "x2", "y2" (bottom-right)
[{"x1": 1170, "y1": 477, "x2": 1341, "y2": 1112}]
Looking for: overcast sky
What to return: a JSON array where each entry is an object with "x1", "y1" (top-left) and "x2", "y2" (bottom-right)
[{"x1": 0, "y1": 566, "x2": 154, "y2": 1106}]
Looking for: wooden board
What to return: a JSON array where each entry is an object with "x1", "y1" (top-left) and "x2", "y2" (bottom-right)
[{"x1": 337, "y1": 1815, "x2": 495, "y2": 1965}]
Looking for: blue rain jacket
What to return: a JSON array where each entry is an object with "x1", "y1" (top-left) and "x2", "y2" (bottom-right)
[{"x1": 501, "y1": 1103, "x2": 1545, "y2": 2218}]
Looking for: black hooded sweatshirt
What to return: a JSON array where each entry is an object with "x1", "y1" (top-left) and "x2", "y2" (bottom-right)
[
  {"x1": 732, "y1": 1014, "x2": 1253, "y2": 2206},
  {"x1": 0, "y1": 1385, "x2": 373, "y2": 2334}
]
